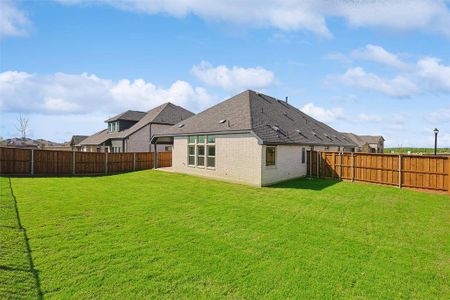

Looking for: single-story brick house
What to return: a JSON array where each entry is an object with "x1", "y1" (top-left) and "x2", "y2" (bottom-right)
[
  {"x1": 341, "y1": 133, "x2": 385, "y2": 153},
  {"x1": 79, "y1": 103, "x2": 194, "y2": 152},
  {"x1": 69, "y1": 135, "x2": 88, "y2": 151},
  {"x1": 152, "y1": 90, "x2": 356, "y2": 186}
]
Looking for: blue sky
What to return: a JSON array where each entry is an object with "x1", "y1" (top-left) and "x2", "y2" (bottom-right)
[{"x1": 1, "y1": 0, "x2": 450, "y2": 147}]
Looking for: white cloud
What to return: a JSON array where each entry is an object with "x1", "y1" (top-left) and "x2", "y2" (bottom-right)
[
  {"x1": 416, "y1": 57, "x2": 450, "y2": 92},
  {"x1": 0, "y1": 71, "x2": 214, "y2": 115},
  {"x1": 301, "y1": 103, "x2": 344, "y2": 123},
  {"x1": 330, "y1": 0, "x2": 450, "y2": 37},
  {"x1": 337, "y1": 67, "x2": 419, "y2": 97},
  {"x1": 55, "y1": 0, "x2": 450, "y2": 38},
  {"x1": 0, "y1": 0, "x2": 30, "y2": 38},
  {"x1": 351, "y1": 44, "x2": 410, "y2": 70},
  {"x1": 191, "y1": 61, "x2": 275, "y2": 92},
  {"x1": 329, "y1": 45, "x2": 450, "y2": 96},
  {"x1": 358, "y1": 113, "x2": 383, "y2": 122},
  {"x1": 429, "y1": 108, "x2": 450, "y2": 123}
]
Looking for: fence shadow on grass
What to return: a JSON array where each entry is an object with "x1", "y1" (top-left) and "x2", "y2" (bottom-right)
[
  {"x1": 269, "y1": 177, "x2": 340, "y2": 191},
  {"x1": 0, "y1": 178, "x2": 44, "y2": 299}
]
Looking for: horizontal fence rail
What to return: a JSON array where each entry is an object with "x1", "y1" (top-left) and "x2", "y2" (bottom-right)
[
  {"x1": 307, "y1": 151, "x2": 450, "y2": 194},
  {"x1": 0, "y1": 147, "x2": 172, "y2": 176}
]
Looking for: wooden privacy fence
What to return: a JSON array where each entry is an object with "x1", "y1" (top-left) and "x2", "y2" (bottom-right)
[
  {"x1": 0, "y1": 147, "x2": 172, "y2": 176},
  {"x1": 307, "y1": 151, "x2": 450, "y2": 194}
]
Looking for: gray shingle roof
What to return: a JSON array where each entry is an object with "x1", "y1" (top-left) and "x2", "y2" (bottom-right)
[
  {"x1": 341, "y1": 133, "x2": 384, "y2": 146},
  {"x1": 160, "y1": 90, "x2": 356, "y2": 147},
  {"x1": 70, "y1": 135, "x2": 88, "y2": 145},
  {"x1": 80, "y1": 103, "x2": 194, "y2": 146},
  {"x1": 105, "y1": 110, "x2": 146, "y2": 122}
]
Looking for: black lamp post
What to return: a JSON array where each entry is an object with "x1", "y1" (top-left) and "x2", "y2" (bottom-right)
[{"x1": 433, "y1": 128, "x2": 439, "y2": 155}]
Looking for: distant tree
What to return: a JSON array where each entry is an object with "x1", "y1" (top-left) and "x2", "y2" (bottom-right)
[
  {"x1": 0, "y1": 136, "x2": 4, "y2": 146},
  {"x1": 16, "y1": 114, "x2": 29, "y2": 139}
]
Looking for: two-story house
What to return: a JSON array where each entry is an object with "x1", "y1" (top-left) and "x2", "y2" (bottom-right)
[{"x1": 78, "y1": 103, "x2": 194, "y2": 152}]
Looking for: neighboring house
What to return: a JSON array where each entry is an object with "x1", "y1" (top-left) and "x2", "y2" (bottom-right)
[
  {"x1": 152, "y1": 90, "x2": 356, "y2": 186},
  {"x1": 341, "y1": 133, "x2": 385, "y2": 153},
  {"x1": 79, "y1": 103, "x2": 194, "y2": 152},
  {"x1": 3, "y1": 138, "x2": 71, "y2": 150},
  {"x1": 69, "y1": 135, "x2": 88, "y2": 151}
]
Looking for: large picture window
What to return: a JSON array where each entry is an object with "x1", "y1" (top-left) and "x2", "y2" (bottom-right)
[
  {"x1": 187, "y1": 135, "x2": 216, "y2": 168},
  {"x1": 266, "y1": 146, "x2": 276, "y2": 166}
]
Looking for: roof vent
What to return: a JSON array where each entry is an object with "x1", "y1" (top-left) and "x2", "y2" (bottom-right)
[
  {"x1": 296, "y1": 130, "x2": 308, "y2": 139},
  {"x1": 178, "y1": 124, "x2": 185, "y2": 128},
  {"x1": 283, "y1": 112, "x2": 294, "y2": 121},
  {"x1": 312, "y1": 131, "x2": 323, "y2": 140},
  {"x1": 271, "y1": 125, "x2": 288, "y2": 136},
  {"x1": 219, "y1": 119, "x2": 227, "y2": 124},
  {"x1": 324, "y1": 133, "x2": 333, "y2": 141},
  {"x1": 333, "y1": 135, "x2": 342, "y2": 142}
]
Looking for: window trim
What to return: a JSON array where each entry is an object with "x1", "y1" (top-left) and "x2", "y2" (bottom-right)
[
  {"x1": 187, "y1": 140, "x2": 196, "y2": 166},
  {"x1": 265, "y1": 146, "x2": 276, "y2": 167},
  {"x1": 187, "y1": 135, "x2": 216, "y2": 169}
]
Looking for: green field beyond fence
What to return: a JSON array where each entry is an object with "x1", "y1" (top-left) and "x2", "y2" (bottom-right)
[{"x1": 385, "y1": 148, "x2": 450, "y2": 154}]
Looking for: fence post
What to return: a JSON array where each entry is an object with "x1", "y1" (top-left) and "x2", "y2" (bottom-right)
[
  {"x1": 133, "y1": 152, "x2": 136, "y2": 171},
  {"x1": 339, "y1": 152, "x2": 342, "y2": 180},
  {"x1": 105, "y1": 152, "x2": 108, "y2": 175},
  {"x1": 332, "y1": 152, "x2": 336, "y2": 179},
  {"x1": 30, "y1": 149, "x2": 34, "y2": 176},
  {"x1": 72, "y1": 151, "x2": 76, "y2": 175},
  {"x1": 309, "y1": 150, "x2": 312, "y2": 177},
  {"x1": 316, "y1": 151, "x2": 319, "y2": 178},
  {"x1": 398, "y1": 154, "x2": 402, "y2": 188},
  {"x1": 351, "y1": 153, "x2": 355, "y2": 182}
]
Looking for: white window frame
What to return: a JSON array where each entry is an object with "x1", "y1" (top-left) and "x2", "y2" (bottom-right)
[
  {"x1": 206, "y1": 136, "x2": 215, "y2": 169},
  {"x1": 187, "y1": 135, "x2": 216, "y2": 169},
  {"x1": 197, "y1": 143, "x2": 205, "y2": 168},
  {"x1": 188, "y1": 136, "x2": 196, "y2": 166}
]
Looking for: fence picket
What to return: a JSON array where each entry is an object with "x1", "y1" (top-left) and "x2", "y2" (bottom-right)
[
  {"x1": 0, "y1": 147, "x2": 171, "y2": 176},
  {"x1": 306, "y1": 150, "x2": 449, "y2": 194}
]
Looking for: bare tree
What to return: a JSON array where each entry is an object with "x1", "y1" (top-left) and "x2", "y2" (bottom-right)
[{"x1": 16, "y1": 114, "x2": 29, "y2": 139}]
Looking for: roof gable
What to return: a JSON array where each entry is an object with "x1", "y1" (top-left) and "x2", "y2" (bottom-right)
[
  {"x1": 80, "y1": 103, "x2": 194, "y2": 145},
  {"x1": 342, "y1": 133, "x2": 384, "y2": 146},
  {"x1": 162, "y1": 90, "x2": 355, "y2": 147},
  {"x1": 165, "y1": 90, "x2": 252, "y2": 135},
  {"x1": 105, "y1": 110, "x2": 146, "y2": 122}
]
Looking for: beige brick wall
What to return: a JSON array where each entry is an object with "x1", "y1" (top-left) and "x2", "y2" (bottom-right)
[
  {"x1": 261, "y1": 145, "x2": 308, "y2": 186},
  {"x1": 172, "y1": 133, "x2": 263, "y2": 186}
]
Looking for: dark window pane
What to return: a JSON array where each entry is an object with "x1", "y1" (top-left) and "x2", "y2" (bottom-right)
[
  {"x1": 188, "y1": 156, "x2": 195, "y2": 165},
  {"x1": 207, "y1": 157, "x2": 215, "y2": 167},
  {"x1": 301, "y1": 148, "x2": 305, "y2": 163},
  {"x1": 207, "y1": 135, "x2": 215, "y2": 143},
  {"x1": 197, "y1": 145, "x2": 205, "y2": 155},
  {"x1": 188, "y1": 145, "x2": 195, "y2": 155},
  {"x1": 198, "y1": 156, "x2": 205, "y2": 166},
  {"x1": 198, "y1": 135, "x2": 206, "y2": 143},
  {"x1": 188, "y1": 136, "x2": 196, "y2": 144},
  {"x1": 266, "y1": 146, "x2": 276, "y2": 166},
  {"x1": 208, "y1": 145, "x2": 215, "y2": 156}
]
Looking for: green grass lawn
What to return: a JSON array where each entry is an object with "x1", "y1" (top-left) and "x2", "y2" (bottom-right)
[{"x1": 1, "y1": 171, "x2": 449, "y2": 299}]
